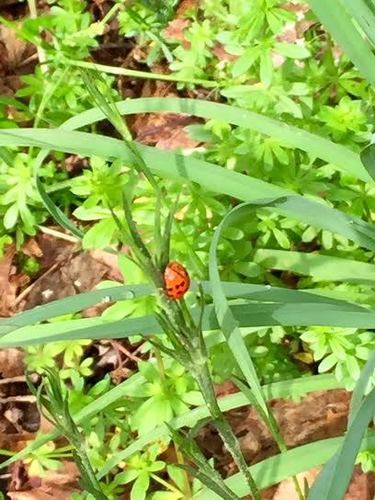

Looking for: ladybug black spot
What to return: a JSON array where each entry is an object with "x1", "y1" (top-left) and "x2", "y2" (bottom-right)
[{"x1": 180, "y1": 281, "x2": 186, "y2": 288}]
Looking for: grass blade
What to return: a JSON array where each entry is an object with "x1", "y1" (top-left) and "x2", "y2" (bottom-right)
[
  {"x1": 62, "y1": 97, "x2": 370, "y2": 182},
  {"x1": 254, "y1": 249, "x2": 375, "y2": 284},
  {"x1": 348, "y1": 350, "x2": 375, "y2": 426},
  {"x1": 307, "y1": 0, "x2": 375, "y2": 87},
  {"x1": 360, "y1": 143, "x2": 375, "y2": 181},
  {"x1": 307, "y1": 389, "x2": 375, "y2": 500},
  {"x1": 2, "y1": 296, "x2": 375, "y2": 347},
  {"x1": 0, "y1": 284, "x2": 152, "y2": 335},
  {"x1": 0, "y1": 129, "x2": 374, "y2": 250}
]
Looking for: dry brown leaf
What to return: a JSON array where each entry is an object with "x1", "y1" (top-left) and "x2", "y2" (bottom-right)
[
  {"x1": 155, "y1": 125, "x2": 200, "y2": 150},
  {"x1": 280, "y1": 2, "x2": 310, "y2": 13},
  {"x1": 0, "y1": 25, "x2": 29, "y2": 70},
  {"x1": 164, "y1": 18, "x2": 190, "y2": 46},
  {"x1": 344, "y1": 466, "x2": 375, "y2": 500},
  {"x1": 90, "y1": 249, "x2": 124, "y2": 282},
  {"x1": 134, "y1": 111, "x2": 201, "y2": 151},
  {"x1": 22, "y1": 239, "x2": 43, "y2": 259},
  {"x1": 213, "y1": 43, "x2": 238, "y2": 62},
  {"x1": 0, "y1": 348, "x2": 24, "y2": 378},
  {"x1": 273, "y1": 468, "x2": 320, "y2": 499}
]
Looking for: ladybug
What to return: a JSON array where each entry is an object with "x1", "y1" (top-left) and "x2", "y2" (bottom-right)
[{"x1": 164, "y1": 261, "x2": 190, "y2": 300}]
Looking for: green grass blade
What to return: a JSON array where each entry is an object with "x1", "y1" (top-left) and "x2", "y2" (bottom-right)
[
  {"x1": 62, "y1": 97, "x2": 370, "y2": 182},
  {"x1": 98, "y1": 374, "x2": 341, "y2": 478},
  {"x1": 0, "y1": 129, "x2": 374, "y2": 249},
  {"x1": 307, "y1": 0, "x2": 375, "y2": 87},
  {"x1": 35, "y1": 176, "x2": 84, "y2": 238},
  {"x1": 307, "y1": 389, "x2": 375, "y2": 500},
  {"x1": 2, "y1": 295, "x2": 375, "y2": 347},
  {"x1": 254, "y1": 249, "x2": 375, "y2": 284},
  {"x1": 195, "y1": 433, "x2": 375, "y2": 499},
  {"x1": 0, "y1": 284, "x2": 152, "y2": 335},
  {"x1": 348, "y1": 350, "x2": 375, "y2": 426},
  {"x1": 360, "y1": 143, "x2": 375, "y2": 181},
  {"x1": 209, "y1": 197, "x2": 298, "y2": 417},
  {"x1": 209, "y1": 196, "x2": 375, "y2": 460},
  {"x1": 343, "y1": 0, "x2": 375, "y2": 47},
  {"x1": 0, "y1": 281, "x2": 363, "y2": 336}
]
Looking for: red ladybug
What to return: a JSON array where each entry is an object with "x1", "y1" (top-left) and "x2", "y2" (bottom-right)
[{"x1": 164, "y1": 261, "x2": 190, "y2": 300}]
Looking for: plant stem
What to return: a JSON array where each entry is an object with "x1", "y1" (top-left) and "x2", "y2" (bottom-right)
[
  {"x1": 100, "y1": 3, "x2": 122, "y2": 26},
  {"x1": 195, "y1": 360, "x2": 261, "y2": 500},
  {"x1": 175, "y1": 444, "x2": 193, "y2": 499},
  {"x1": 153, "y1": 339, "x2": 166, "y2": 382},
  {"x1": 150, "y1": 473, "x2": 182, "y2": 495},
  {"x1": 66, "y1": 59, "x2": 219, "y2": 88}
]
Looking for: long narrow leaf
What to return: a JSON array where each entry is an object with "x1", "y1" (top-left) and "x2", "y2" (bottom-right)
[
  {"x1": 62, "y1": 97, "x2": 370, "y2": 182},
  {"x1": 307, "y1": 389, "x2": 375, "y2": 500},
  {"x1": 3, "y1": 300, "x2": 375, "y2": 347},
  {"x1": 360, "y1": 143, "x2": 375, "y2": 181},
  {"x1": 0, "y1": 129, "x2": 374, "y2": 250},
  {"x1": 307, "y1": 0, "x2": 375, "y2": 87},
  {"x1": 254, "y1": 249, "x2": 375, "y2": 284},
  {"x1": 0, "y1": 281, "x2": 364, "y2": 336},
  {"x1": 348, "y1": 350, "x2": 375, "y2": 425}
]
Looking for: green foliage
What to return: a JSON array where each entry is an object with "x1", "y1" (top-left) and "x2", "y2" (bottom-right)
[
  {"x1": 120, "y1": 358, "x2": 200, "y2": 435},
  {"x1": 211, "y1": 327, "x2": 300, "y2": 384},
  {"x1": 300, "y1": 327, "x2": 375, "y2": 390}
]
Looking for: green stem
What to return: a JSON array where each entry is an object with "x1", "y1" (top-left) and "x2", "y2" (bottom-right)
[
  {"x1": 66, "y1": 59, "x2": 219, "y2": 88},
  {"x1": 100, "y1": 3, "x2": 122, "y2": 26},
  {"x1": 174, "y1": 444, "x2": 193, "y2": 499},
  {"x1": 153, "y1": 340, "x2": 166, "y2": 382},
  {"x1": 195, "y1": 360, "x2": 261, "y2": 500},
  {"x1": 150, "y1": 473, "x2": 182, "y2": 495}
]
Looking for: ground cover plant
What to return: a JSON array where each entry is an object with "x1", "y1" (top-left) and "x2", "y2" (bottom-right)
[{"x1": 0, "y1": 0, "x2": 374, "y2": 498}]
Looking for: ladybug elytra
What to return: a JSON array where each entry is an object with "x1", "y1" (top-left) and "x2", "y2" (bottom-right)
[{"x1": 164, "y1": 261, "x2": 190, "y2": 300}]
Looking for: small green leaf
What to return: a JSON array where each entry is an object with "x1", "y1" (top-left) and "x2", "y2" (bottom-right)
[
  {"x1": 82, "y1": 218, "x2": 117, "y2": 249},
  {"x1": 3, "y1": 204, "x2": 18, "y2": 229},
  {"x1": 274, "y1": 42, "x2": 311, "y2": 59},
  {"x1": 318, "y1": 354, "x2": 337, "y2": 373},
  {"x1": 131, "y1": 471, "x2": 150, "y2": 500},
  {"x1": 260, "y1": 49, "x2": 273, "y2": 87}
]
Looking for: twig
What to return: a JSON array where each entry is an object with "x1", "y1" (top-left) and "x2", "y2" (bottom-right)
[
  {"x1": 0, "y1": 395, "x2": 36, "y2": 404},
  {"x1": 38, "y1": 225, "x2": 80, "y2": 244}
]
